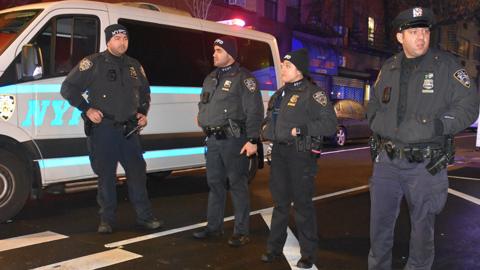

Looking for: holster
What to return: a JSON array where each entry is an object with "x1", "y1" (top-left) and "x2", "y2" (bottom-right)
[
  {"x1": 81, "y1": 113, "x2": 94, "y2": 136},
  {"x1": 368, "y1": 134, "x2": 380, "y2": 161}
]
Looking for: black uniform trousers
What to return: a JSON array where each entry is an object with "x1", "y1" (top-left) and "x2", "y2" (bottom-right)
[
  {"x1": 88, "y1": 120, "x2": 153, "y2": 224},
  {"x1": 368, "y1": 151, "x2": 448, "y2": 270},
  {"x1": 267, "y1": 142, "x2": 318, "y2": 258},
  {"x1": 205, "y1": 135, "x2": 250, "y2": 235}
]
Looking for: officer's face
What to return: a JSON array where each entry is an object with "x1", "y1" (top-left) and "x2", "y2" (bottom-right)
[
  {"x1": 107, "y1": 33, "x2": 129, "y2": 56},
  {"x1": 396, "y1": 27, "x2": 430, "y2": 58},
  {"x1": 280, "y1": 60, "x2": 303, "y2": 83},
  {"x1": 213, "y1": 45, "x2": 234, "y2": 67}
]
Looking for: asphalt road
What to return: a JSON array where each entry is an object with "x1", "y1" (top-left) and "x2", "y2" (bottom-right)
[{"x1": 1, "y1": 132, "x2": 479, "y2": 270}]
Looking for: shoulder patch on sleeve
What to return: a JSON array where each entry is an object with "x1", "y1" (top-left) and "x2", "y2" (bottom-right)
[
  {"x1": 313, "y1": 91, "x2": 328, "y2": 107},
  {"x1": 244, "y1": 77, "x2": 257, "y2": 93},
  {"x1": 453, "y1": 69, "x2": 471, "y2": 88},
  {"x1": 79, "y1": 58, "x2": 93, "y2": 71}
]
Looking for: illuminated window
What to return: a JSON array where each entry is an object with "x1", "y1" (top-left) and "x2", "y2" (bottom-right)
[{"x1": 368, "y1": 17, "x2": 375, "y2": 45}]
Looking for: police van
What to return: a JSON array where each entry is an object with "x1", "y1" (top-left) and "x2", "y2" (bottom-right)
[{"x1": 0, "y1": 1, "x2": 281, "y2": 222}]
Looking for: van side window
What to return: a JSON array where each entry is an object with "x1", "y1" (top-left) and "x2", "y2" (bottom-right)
[
  {"x1": 120, "y1": 19, "x2": 210, "y2": 87},
  {"x1": 119, "y1": 19, "x2": 277, "y2": 90},
  {"x1": 0, "y1": 15, "x2": 99, "y2": 85},
  {"x1": 204, "y1": 33, "x2": 277, "y2": 91}
]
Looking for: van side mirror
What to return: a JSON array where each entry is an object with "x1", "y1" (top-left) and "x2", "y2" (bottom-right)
[{"x1": 19, "y1": 44, "x2": 43, "y2": 80}]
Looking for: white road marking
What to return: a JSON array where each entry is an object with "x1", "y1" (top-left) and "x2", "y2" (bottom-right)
[
  {"x1": 0, "y1": 231, "x2": 68, "y2": 252},
  {"x1": 322, "y1": 146, "x2": 370, "y2": 155},
  {"x1": 32, "y1": 248, "x2": 142, "y2": 270},
  {"x1": 105, "y1": 185, "x2": 369, "y2": 249},
  {"x1": 448, "y1": 188, "x2": 480, "y2": 206},
  {"x1": 449, "y1": 175, "x2": 480, "y2": 181}
]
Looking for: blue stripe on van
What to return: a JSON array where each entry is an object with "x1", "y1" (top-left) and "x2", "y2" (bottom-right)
[
  {"x1": 38, "y1": 146, "x2": 205, "y2": 169},
  {"x1": 0, "y1": 84, "x2": 202, "y2": 95},
  {"x1": 0, "y1": 85, "x2": 274, "y2": 95}
]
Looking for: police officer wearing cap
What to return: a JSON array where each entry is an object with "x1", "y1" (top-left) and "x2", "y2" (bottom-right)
[
  {"x1": 194, "y1": 36, "x2": 264, "y2": 246},
  {"x1": 367, "y1": 7, "x2": 479, "y2": 269},
  {"x1": 260, "y1": 48, "x2": 337, "y2": 268},
  {"x1": 61, "y1": 24, "x2": 163, "y2": 234}
]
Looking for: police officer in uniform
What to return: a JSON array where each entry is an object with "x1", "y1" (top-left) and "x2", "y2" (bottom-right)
[
  {"x1": 367, "y1": 7, "x2": 479, "y2": 269},
  {"x1": 194, "y1": 36, "x2": 264, "y2": 246},
  {"x1": 260, "y1": 48, "x2": 337, "y2": 268},
  {"x1": 61, "y1": 24, "x2": 162, "y2": 234}
]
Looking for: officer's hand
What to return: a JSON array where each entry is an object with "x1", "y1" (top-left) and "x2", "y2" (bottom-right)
[
  {"x1": 86, "y1": 108, "x2": 103, "y2": 124},
  {"x1": 137, "y1": 113, "x2": 147, "y2": 127},
  {"x1": 396, "y1": 118, "x2": 435, "y2": 143},
  {"x1": 240, "y1": 142, "x2": 257, "y2": 157}
]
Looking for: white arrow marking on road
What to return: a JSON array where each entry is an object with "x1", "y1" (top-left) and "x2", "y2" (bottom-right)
[
  {"x1": 32, "y1": 248, "x2": 142, "y2": 270},
  {"x1": 261, "y1": 211, "x2": 319, "y2": 270},
  {"x1": 0, "y1": 231, "x2": 68, "y2": 252}
]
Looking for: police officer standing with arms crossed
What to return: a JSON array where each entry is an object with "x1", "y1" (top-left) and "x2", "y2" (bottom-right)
[
  {"x1": 194, "y1": 36, "x2": 264, "y2": 246},
  {"x1": 61, "y1": 24, "x2": 162, "y2": 234},
  {"x1": 260, "y1": 48, "x2": 337, "y2": 268},
  {"x1": 367, "y1": 7, "x2": 479, "y2": 269}
]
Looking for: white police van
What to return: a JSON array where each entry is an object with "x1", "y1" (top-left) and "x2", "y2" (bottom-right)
[{"x1": 0, "y1": 1, "x2": 281, "y2": 222}]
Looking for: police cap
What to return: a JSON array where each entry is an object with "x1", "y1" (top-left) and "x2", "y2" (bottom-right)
[{"x1": 393, "y1": 7, "x2": 435, "y2": 32}]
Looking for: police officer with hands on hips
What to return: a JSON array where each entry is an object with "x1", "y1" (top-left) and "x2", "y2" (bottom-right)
[
  {"x1": 61, "y1": 24, "x2": 162, "y2": 234},
  {"x1": 367, "y1": 7, "x2": 479, "y2": 269},
  {"x1": 194, "y1": 36, "x2": 264, "y2": 246},
  {"x1": 260, "y1": 48, "x2": 337, "y2": 269}
]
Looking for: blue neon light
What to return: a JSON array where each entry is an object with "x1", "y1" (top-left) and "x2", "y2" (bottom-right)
[{"x1": 38, "y1": 147, "x2": 205, "y2": 169}]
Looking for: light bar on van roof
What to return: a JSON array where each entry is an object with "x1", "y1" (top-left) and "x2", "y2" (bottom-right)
[{"x1": 216, "y1": 18, "x2": 246, "y2": 27}]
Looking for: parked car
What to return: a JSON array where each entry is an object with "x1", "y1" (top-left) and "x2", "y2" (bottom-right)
[{"x1": 332, "y1": 99, "x2": 372, "y2": 146}]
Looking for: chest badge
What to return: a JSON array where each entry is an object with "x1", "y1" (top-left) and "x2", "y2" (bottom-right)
[
  {"x1": 288, "y1": 94, "x2": 299, "y2": 107},
  {"x1": 222, "y1": 80, "x2": 232, "y2": 91},
  {"x1": 129, "y1": 67, "x2": 138, "y2": 79},
  {"x1": 422, "y1": 72, "x2": 434, "y2": 93},
  {"x1": 0, "y1": 94, "x2": 15, "y2": 121}
]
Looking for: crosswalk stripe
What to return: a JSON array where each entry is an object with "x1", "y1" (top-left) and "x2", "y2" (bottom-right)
[
  {"x1": 0, "y1": 231, "x2": 68, "y2": 252},
  {"x1": 32, "y1": 248, "x2": 142, "y2": 270},
  {"x1": 261, "y1": 211, "x2": 319, "y2": 270}
]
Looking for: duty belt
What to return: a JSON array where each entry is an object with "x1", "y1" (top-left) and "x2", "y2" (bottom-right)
[{"x1": 380, "y1": 140, "x2": 443, "y2": 162}]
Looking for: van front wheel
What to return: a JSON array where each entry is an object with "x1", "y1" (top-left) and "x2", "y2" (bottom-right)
[{"x1": 0, "y1": 149, "x2": 31, "y2": 223}]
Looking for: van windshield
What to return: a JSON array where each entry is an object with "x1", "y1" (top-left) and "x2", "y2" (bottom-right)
[{"x1": 0, "y1": 9, "x2": 41, "y2": 55}]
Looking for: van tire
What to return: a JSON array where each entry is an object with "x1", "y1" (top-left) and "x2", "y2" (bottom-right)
[{"x1": 0, "y1": 149, "x2": 31, "y2": 223}]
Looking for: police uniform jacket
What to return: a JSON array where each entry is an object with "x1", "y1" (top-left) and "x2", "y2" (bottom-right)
[
  {"x1": 61, "y1": 50, "x2": 151, "y2": 122},
  {"x1": 262, "y1": 79, "x2": 338, "y2": 143},
  {"x1": 197, "y1": 62, "x2": 264, "y2": 139},
  {"x1": 367, "y1": 48, "x2": 479, "y2": 146}
]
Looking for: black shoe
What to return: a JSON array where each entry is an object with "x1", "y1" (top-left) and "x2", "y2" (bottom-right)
[
  {"x1": 261, "y1": 252, "x2": 282, "y2": 263},
  {"x1": 137, "y1": 218, "x2": 164, "y2": 230},
  {"x1": 228, "y1": 234, "x2": 250, "y2": 247},
  {"x1": 296, "y1": 256, "x2": 314, "y2": 269},
  {"x1": 192, "y1": 228, "x2": 223, "y2": 239},
  {"x1": 97, "y1": 221, "x2": 113, "y2": 234}
]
